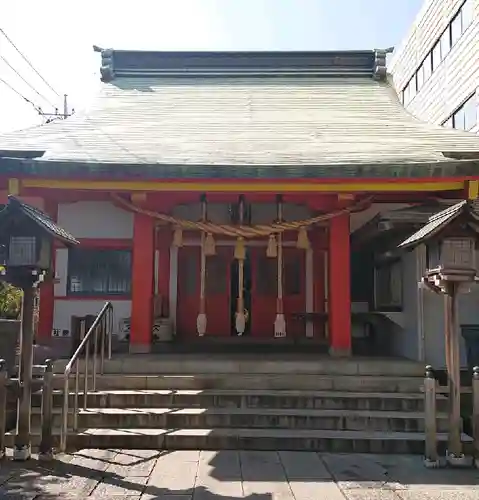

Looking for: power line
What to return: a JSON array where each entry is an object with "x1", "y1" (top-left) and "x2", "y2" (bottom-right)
[
  {"x1": 0, "y1": 76, "x2": 45, "y2": 116},
  {"x1": 0, "y1": 55, "x2": 55, "y2": 107},
  {"x1": 0, "y1": 27, "x2": 60, "y2": 97}
]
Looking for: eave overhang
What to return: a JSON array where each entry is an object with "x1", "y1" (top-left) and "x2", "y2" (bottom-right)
[{"x1": 1, "y1": 157, "x2": 479, "y2": 180}]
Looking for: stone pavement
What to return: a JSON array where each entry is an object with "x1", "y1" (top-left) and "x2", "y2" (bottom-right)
[{"x1": 0, "y1": 449, "x2": 478, "y2": 499}]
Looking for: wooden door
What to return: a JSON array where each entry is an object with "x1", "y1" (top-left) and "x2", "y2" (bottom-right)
[
  {"x1": 251, "y1": 248, "x2": 277, "y2": 337},
  {"x1": 177, "y1": 246, "x2": 200, "y2": 339},
  {"x1": 251, "y1": 246, "x2": 306, "y2": 339},
  {"x1": 205, "y1": 247, "x2": 231, "y2": 337},
  {"x1": 177, "y1": 246, "x2": 231, "y2": 339},
  {"x1": 283, "y1": 248, "x2": 306, "y2": 338}
]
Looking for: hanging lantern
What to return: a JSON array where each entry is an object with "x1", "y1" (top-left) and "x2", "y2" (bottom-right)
[
  {"x1": 234, "y1": 237, "x2": 246, "y2": 260},
  {"x1": 204, "y1": 232, "x2": 216, "y2": 256},
  {"x1": 266, "y1": 234, "x2": 278, "y2": 258},
  {"x1": 173, "y1": 227, "x2": 183, "y2": 247},
  {"x1": 297, "y1": 226, "x2": 310, "y2": 250}
]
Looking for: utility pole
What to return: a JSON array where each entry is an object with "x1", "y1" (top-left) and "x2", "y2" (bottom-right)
[{"x1": 40, "y1": 94, "x2": 74, "y2": 123}]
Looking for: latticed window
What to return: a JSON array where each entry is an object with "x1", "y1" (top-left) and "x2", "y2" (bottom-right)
[{"x1": 67, "y1": 248, "x2": 132, "y2": 296}]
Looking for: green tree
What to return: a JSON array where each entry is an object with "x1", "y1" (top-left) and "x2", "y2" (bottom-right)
[{"x1": 0, "y1": 281, "x2": 22, "y2": 319}]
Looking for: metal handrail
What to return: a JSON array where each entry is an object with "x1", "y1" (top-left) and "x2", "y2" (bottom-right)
[{"x1": 60, "y1": 301, "x2": 113, "y2": 452}]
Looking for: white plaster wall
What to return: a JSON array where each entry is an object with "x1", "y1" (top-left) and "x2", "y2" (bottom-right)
[
  {"x1": 57, "y1": 201, "x2": 133, "y2": 239},
  {"x1": 52, "y1": 300, "x2": 131, "y2": 337},
  {"x1": 388, "y1": 245, "x2": 475, "y2": 368},
  {"x1": 389, "y1": 250, "x2": 420, "y2": 361},
  {"x1": 423, "y1": 282, "x2": 477, "y2": 369},
  {"x1": 52, "y1": 201, "x2": 133, "y2": 338}
]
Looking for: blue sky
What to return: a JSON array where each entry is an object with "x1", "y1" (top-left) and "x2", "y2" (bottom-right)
[{"x1": 0, "y1": 0, "x2": 423, "y2": 133}]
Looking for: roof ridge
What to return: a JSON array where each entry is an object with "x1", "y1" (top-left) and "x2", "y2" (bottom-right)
[{"x1": 98, "y1": 48, "x2": 380, "y2": 82}]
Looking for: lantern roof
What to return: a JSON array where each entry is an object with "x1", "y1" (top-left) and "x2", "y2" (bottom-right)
[
  {"x1": 0, "y1": 196, "x2": 79, "y2": 246},
  {"x1": 398, "y1": 200, "x2": 479, "y2": 250}
]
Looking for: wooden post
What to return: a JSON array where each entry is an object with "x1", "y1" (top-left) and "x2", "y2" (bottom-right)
[
  {"x1": 14, "y1": 285, "x2": 35, "y2": 461},
  {"x1": 0, "y1": 359, "x2": 7, "y2": 459},
  {"x1": 444, "y1": 282, "x2": 472, "y2": 466},
  {"x1": 424, "y1": 365, "x2": 440, "y2": 467},
  {"x1": 444, "y1": 284, "x2": 463, "y2": 460},
  {"x1": 473, "y1": 366, "x2": 479, "y2": 469},
  {"x1": 39, "y1": 359, "x2": 54, "y2": 461}
]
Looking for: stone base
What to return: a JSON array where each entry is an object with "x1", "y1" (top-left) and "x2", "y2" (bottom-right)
[
  {"x1": 39, "y1": 449, "x2": 55, "y2": 462},
  {"x1": 13, "y1": 444, "x2": 31, "y2": 461},
  {"x1": 423, "y1": 457, "x2": 443, "y2": 469},
  {"x1": 446, "y1": 452, "x2": 473, "y2": 468},
  {"x1": 329, "y1": 346, "x2": 351, "y2": 357},
  {"x1": 129, "y1": 342, "x2": 152, "y2": 354}
]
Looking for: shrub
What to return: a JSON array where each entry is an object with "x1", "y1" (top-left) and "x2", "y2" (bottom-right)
[{"x1": 0, "y1": 281, "x2": 22, "y2": 319}]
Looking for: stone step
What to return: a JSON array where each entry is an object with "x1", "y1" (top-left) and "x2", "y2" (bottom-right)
[
  {"x1": 5, "y1": 428, "x2": 473, "y2": 454},
  {"x1": 30, "y1": 407, "x2": 448, "y2": 433},
  {"x1": 53, "y1": 356, "x2": 425, "y2": 377},
  {"x1": 52, "y1": 374, "x2": 424, "y2": 392},
  {"x1": 32, "y1": 389, "x2": 446, "y2": 412}
]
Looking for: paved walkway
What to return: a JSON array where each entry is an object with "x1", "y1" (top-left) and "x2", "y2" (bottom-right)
[{"x1": 0, "y1": 449, "x2": 478, "y2": 499}]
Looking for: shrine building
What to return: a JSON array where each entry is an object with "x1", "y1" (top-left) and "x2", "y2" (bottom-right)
[{"x1": 1, "y1": 48, "x2": 479, "y2": 364}]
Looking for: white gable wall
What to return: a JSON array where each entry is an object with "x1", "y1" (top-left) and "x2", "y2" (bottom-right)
[
  {"x1": 57, "y1": 201, "x2": 134, "y2": 239},
  {"x1": 52, "y1": 201, "x2": 132, "y2": 345}
]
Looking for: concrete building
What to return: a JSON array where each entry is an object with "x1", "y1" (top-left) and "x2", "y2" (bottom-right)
[{"x1": 390, "y1": 0, "x2": 478, "y2": 133}]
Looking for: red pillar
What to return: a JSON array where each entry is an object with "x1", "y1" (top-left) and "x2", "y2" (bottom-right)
[
  {"x1": 130, "y1": 212, "x2": 154, "y2": 353},
  {"x1": 38, "y1": 200, "x2": 57, "y2": 343},
  {"x1": 328, "y1": 213, "x2": 351, "y2": 356}
]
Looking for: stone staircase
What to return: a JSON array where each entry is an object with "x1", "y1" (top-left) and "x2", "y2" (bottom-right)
[{"x1": 6, "y1": 355, "x2": 468, "y2": 453}]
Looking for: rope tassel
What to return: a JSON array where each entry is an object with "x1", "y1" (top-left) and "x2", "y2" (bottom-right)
[
  {"x1": 204, "y1": 232, "x2": 216, "y2": 256},
  {"x1": 266, "y1": 234, "x2": 277, "y2": 258},
  {"x1": 173, "y1": 227, "x2": 183, "y2": 247},
  {"x1": 297, "y1": 226, "x2": 310, "y2": 250}
]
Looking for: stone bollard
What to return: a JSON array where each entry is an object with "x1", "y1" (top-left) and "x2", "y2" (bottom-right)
[
  {"x1": 0, "y1": 360, "x2": 7, "y2": 459},
  {"x1": 424, "y1": 365, "x2": 441, "y2": 468},
  {"x1": 473, "y1": 366, "x2": 479, "y2": 469},
  {"x1": 39, "y1": 360, "x2": 54, "y2": 461}
]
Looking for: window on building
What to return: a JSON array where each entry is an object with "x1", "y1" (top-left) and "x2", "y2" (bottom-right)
[
  {"x1": 451, "y1": 11, "x2": 463, "y2": 45},
  {"x1": 463, "y1": 94, "x2": 477, "y2": 131},
  {"x1": 403, "y1": 76, "x2": 417, "y2": 105},
  {"x1": 432, "y1": 41, "x2": 442, "y2": 70},
  {"x1": 453, "y1": 105, "x2": 466, "y2": 130},
  {"x1": 461, "y1": 0, "x2": 474, "y2": 32},
  {"x1": 67, "y1": 248, "x2": 132, "y2": 296},
  {"x1": 416, "y1": 64, "x2": 424, "y2": 91},
  {"x1": 447, "y1": 94, "x2": 478, "y2": 131},
  {"x1": 423, "y1": 52, "x2": 432, "y2": 81},
  {"x1": 440, "y1": 28, "x2": 451, "y2": 58},
  {"x1": 443, "y1": 116, "x2": 453, "y2": 128},
  {"x1": 374, "y1": 260, "x2": 403, "y2": 310}
]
